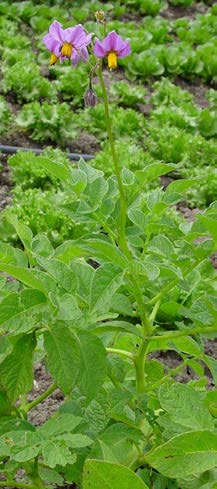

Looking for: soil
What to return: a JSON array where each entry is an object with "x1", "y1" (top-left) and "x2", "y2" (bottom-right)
[
  {"x1": 160, "y1": 1, "x2": 207, "y2": 21},
  {"x1": 0, "y1": 154, "x2": 12, "y2": 211},
  {"x1": 0, "y1": 2, "x2": 217, "y2": 488}
]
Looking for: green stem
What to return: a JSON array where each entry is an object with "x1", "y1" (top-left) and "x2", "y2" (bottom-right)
[
  {"x1": 24, "y1": 383, "x2": 57, "y2": 413},
  {"x1": 106, "y1": 347, "x2": 134, "y2": 360},
  {"x1": 129, "y1": 275, "x2": 152, "y2": 336},
  {"x1": 149, "y1": 299, "x2": 161, "y2": 326},
  {"x1": 92, "y1": 211, "x2": 117, "y2": 242},
  {"x1": 108, "y1": 372, "x2": 124, "y2": 390},
  {"x1": 147, "y1": 325, "x2": 217, "y2": 342},
  {"x1": 128, "y1": 277, "x2": 153, "y2": 394},
  {"x1": 29, "y1": 457, "x2": 46, "y2": 489},
  {"x1": 0, "y1": 482, "x2": 36, "y2": 489},
  {"x1": 30, "y1": 475, "x2": 45, "y2": 489},
  {"x1": 147, "y1": 360, "x2": 188, "y2": 392},
  {"x1": 150, "y1": 257, "x2": 205, "y2": 307},
  {"x1": 97, "y1": 66, "x2": 130, "y2": 258},
  {"x1": 134, "y1": 340, "x2": 149, "y2": 394}
]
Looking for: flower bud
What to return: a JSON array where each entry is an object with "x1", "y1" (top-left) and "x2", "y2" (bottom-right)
[
  {"x1": 84, "y1": 87, "x2": 97, "y2": 107},
  {"x1": 95, "y1": 9, "x2": 106, "y2": 24}
]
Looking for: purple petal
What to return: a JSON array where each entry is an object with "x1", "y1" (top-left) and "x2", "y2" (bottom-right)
[
  {"x1": 64, "y1": 24, "x2": 91, "y2": 48},
  {"x1": 93, "y1": 40, "x2": 106, "y2": 57},
  {"x1": 80, "y1": 46, "x2": 89, "y2": 60},
  {"x1": 64, "y1": 24, "x2": 82, "y2": 43},
  {"x1": 43, "y1": 34, "x2": 60, "y2": 56},
  {"x1": 71, "y1": 46, "x2": 88, "y2": 66},
  {"x1": 76, "y1": 32, "x2": 92, "y2": 48},
  {"x1": 49, "y1": 20, "x2": 64, "y2": 43},
  {"x1": 97, "y1": 31, "x2": 130, "y2": 58},
  {"x1": 117, "y1": 40, "x2": 131, "y2": 57},
  {"x1": 71, "y1": 51, "x2": 80, "y2": 66},
  {"x1": 102, "y1": 31, "x2": 123, "y2": 53}
]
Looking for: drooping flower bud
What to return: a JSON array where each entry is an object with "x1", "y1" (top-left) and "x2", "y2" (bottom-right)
[{"x1": 84, "y1": 87, "x2": 97, "y2": 107}]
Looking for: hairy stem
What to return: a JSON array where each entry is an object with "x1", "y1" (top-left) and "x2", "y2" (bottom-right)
[
  {"x1": 24, "y1": 383, "x2": 58, "y2": 413},
  {"x1": 147, "y1": 325, "x2": 217, "y2": 342},
  {"x1": 129, "y1": 275, "x2": 152, "y2": 336},
  {"x1": 30, "y1": 459, "x2": 45, "y2": 489},
  {"x1": 134, "y1": 340, "x2": 149, "y2": 394},
  {"x1": 106, "y1": 347, "x2": 134, "y2": 360},
  {"x1": 0, "y1": 482, "x2": 36, "y2": 489},
  {"x1": 147, "y1": 360, "x2": 189, "y2": 391},
  {"x1": 97, "y1": 66, "x2": 130, "y2": 258}
]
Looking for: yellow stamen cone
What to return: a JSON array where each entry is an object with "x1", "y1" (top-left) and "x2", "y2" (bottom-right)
[
  {"x1": 50, "y1": 53, "x2": 59, "y2": 65},
  {"x1": 108, "y1": 52, "x2": 117, "y2": 70},
  {"x1": 61, "y1": 42, "x2": 73, "y2": 58}
]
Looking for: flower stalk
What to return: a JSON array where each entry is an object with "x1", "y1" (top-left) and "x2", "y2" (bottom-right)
[{"x1": 97, "y1": 66, "x2": 130, "y2": 258}]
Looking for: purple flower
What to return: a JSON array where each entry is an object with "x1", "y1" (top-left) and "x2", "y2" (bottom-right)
[
  {"x1": 43, "y1": 21, "x2": 92, "y2": 66},
  {"x1": 94, "y1": 31, "x2": 130, "y2": 69}
]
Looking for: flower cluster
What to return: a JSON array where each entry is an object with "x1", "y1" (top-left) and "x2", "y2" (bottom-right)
[{"x1": 43, "y1": 21, "x2": 130, "y2": 70}]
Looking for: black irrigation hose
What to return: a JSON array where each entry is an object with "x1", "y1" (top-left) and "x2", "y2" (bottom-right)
[{"x1": 0, "y1": 145, "x2": 94, "y2": 161}]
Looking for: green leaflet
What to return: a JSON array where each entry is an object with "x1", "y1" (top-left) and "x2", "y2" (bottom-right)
[
  {"x1": 30, "y1": 156, "x2": 71, "y2": 182},
  {"x1": 148, "y1": 335, "x2": 202, "y2": 357},
  {"x1": 0, "y1": 334, "x2": 36, "y2": 403},
  {"x1": 135, "y1": 163, "x2": 176, "y2": 184},
  {"x1": 54, "y1": 240, "x2": 89, "y2": 263},
  {"x1": 57, "y1": 294, "x2": 82, "y2": 323},
  {"x1": 88, "y1": 176, "x2": 109, "y2": 208},
  {"x1": 89, "y1": 263, "x2": 124, "y2": 315},
  {"x1": 70, "y1": 259, "x2": 94, "y2": 303},
  {"x1": 197, "y1": 215, "x2": 217, "y2": 243},
  {"x1": 164, "y1": 179, "x2": 196, "y2": 196},
  {"x1": 69, "y1": 168, "x2": 87, "y2": 195},
  {"x1": 36, "y1": 256, "x2": 78, "y2": 293},
  {"x1": 0, "y1": 390, "x2": 11, "y2": 416},
  {"x1": 44, "y1": 322, "x2": 80, "y2": 394},
  {"x1": 5, "y1": 213, "x2": 33, "y2": 254},
  {"x1": 42, "y1": 443, "x2": 76, "y2": 468},
  {"x1": 148, "y1": 234, "x2": 174, "y2": 258},
  {"x1": 0, "y1": 263, "x2": 48, "y2": 295},
  {"x1": 83, "y1": 460, "x2": 149, "y2": 489},
  {"x1": 91, "y1": 320, "x2": 142, "y2": 338},
  {"x1": 2, "y1": 413, "x2": 92, "y2": 468},
  {"x1": 128, "y1": 208, "x2": 148, "y2": 231},
  {"x1": 158, "y1": 383, "x2": 213, "y2": 438},
  {"x1": 89, "y1": 423, "x2": 143, "y2": 466},
  {"x1": 82, "y1": 239, "x2": 128, "y2": 269},
  {"x1": 146, "y1": 431, "x2": 217, "y2": 478},
  {"x1": 0, "y1": 289, "x2": 47, "y2": 334},
  {"x1": 0, "y1": 242, "x2": 28, "y2": 267},
  {"x1": 38, "y1": 414, "x2": 82, "y2": 437},
  {"x1": 75, "y1": 330, "x2": 108, "y2": 402}
]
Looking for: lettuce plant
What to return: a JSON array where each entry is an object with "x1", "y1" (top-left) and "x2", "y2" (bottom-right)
[
  {"x1": 109, "y1": 80, "x2": 147, "y2": 107},
  {"x1": 169, "y1": 0, "x2": 194, "y2": 5},
  {"x1": 0, "y1": 96, "x2": 12, "y2": 134},
  {"x1": 15, "y1": 101, "x2": 79, "y2": 143},
  {"x1": 1, "y1": 61, "x2": 57, "y2": 103},
  {"x1": 0, "y1": 7, "x2": 217, "y2": 489},
  {"x1": 122, "y1": 0, "x2": 165, "y2": 15},
  {"x1": 6, "y1": 148, "x2": 70, "y2": 190}
]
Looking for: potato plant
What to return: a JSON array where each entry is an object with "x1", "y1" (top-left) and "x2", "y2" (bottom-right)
[{"x1": 0, "y1": 7, "x2": 217, "y2": 489}]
